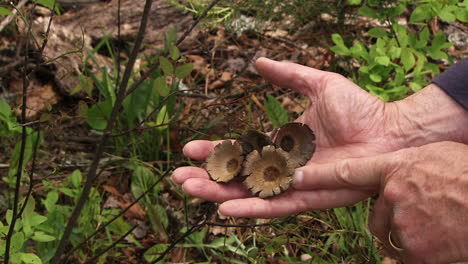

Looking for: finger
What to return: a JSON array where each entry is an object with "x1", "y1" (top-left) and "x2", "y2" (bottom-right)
[
  {"x1": 182, "y1": 140, "x2": 223, "y2": 161},
  {"x1": 171, "y1": 166, "x2": 209, "y2": 184},
  {"x1": 219, "y1": 189, "x2": 372, "y2": 218},
  {"x1": 255, "y1": 57, "x2": 335, "y2": 98},
  {"x1": 291, "y1": 154, "x2": 396, "y2": 191},
  {"x1": 182, "y1": 178, "x2": 251, "y2": 202}
]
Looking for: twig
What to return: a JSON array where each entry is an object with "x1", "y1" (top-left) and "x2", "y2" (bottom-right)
[
  {"x1": 83, "y1": 225, "x2": 138, "y2": 264},
  {"x1": 50, "y1": 1, "x2": 154, "y2": 262},
  {"x1": 0, "y1": 60, "x2": 22, "y2": 76},
  {"x1": 0, "y1": 0, "x2": 28, "y2": 33},
  {"x1": 4, "y1": 2, "x2": 36, "y2": 263},
  {"x1": 63, "y1": 170, "x2": 170, "y2": 261},
  {"x1": 175, "y1": 0, "x2": 222, "y2": 46},
  {"x1": 16, "y1": 131, "x2": 41, "y2": 218}
]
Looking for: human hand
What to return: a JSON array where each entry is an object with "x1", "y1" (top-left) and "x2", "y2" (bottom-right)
[
  {"x1": 294, "y1": 141, "x2": 468, "y2": 263},
  {"x1": 173, "y1": 58, "x2": 404, "y2": 217}
]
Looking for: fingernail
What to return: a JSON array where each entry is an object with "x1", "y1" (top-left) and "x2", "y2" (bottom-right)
[
  {"x1": 292, "y1": 170, "x2": 303, "y2": 187},
  {"x1": 217, "y1": 209, "x2": 227, "y2": 219}
]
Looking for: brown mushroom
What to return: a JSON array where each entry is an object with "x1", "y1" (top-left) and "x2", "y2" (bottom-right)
[
  {"x1": 242, "y1": 145, "x2": 294, "y2": 198},
  {"x1": 205, "y1": 140, "x2": 244, "y2": 182},
  {"x1": 237, "y1": 130, "x2": 273, "y2": 155},
  {"x1": 273, "y1": 122, "x2": 315, "y2": 167}
]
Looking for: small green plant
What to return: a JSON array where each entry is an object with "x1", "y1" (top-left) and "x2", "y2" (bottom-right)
[
  {"x1": 0, "y1": 199, "x2": 55, "y2": 264},
  {"x1": 264, "y1": 94, "x2": 289, "y2": 128},
  {"x1": 38, "y1": 169, "x2": 136, "y2": 262},
  {"x1": 79, "y1": 29, "x2": 193, "y2": 164},
  {"x1": 331, "y1": 0, "x2": 465, "y2": 101}
]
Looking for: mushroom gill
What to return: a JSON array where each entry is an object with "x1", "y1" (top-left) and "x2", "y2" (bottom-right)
[
  {"x1": 237, "y1": 130, "x2": 273, "y2": 155},
  {"x1": 242, "y1": 145, "x2": 294, "y2": 198},
  {"x1": 273, "y1": 122, "x2": 316, "y2": 167},
  {"x1": 205, "y1": 140, "x2": 244, "y2": 182}
]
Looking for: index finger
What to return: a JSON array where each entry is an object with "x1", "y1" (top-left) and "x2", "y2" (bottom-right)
[
  {"x1": 183, "y1": 140, "x2": 223, "y2": 161},
  {"x1": 256, "y1": 57, "x2": 337, "y2": 98}
]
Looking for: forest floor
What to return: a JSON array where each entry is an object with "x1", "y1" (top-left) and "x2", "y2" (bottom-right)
[{"x1": 0, "y1": 0, "x2": 466, "y2": 263}]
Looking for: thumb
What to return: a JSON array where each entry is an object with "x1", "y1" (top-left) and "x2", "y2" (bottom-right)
[
  {"x1": 291, "y1": 153, "x2": 397, "y2": 191},
  {"x1": 255, "y1": 57, "x2": 332, "y2": 98}
]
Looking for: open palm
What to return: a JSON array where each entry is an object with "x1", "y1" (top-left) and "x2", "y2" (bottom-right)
[{"x1": 172, "y1": 58, "x2": 401, "y2": 218}]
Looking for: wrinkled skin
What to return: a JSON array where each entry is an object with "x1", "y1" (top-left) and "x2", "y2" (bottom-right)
[{"x1": 293, "y1": 142, "x2": 468, "y2": 263}]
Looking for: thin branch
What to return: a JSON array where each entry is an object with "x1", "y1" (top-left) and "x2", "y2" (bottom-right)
[
  {"x1": 83, "y1": 225, "x2": 138, "y2": 264},
  {"x1": 63, "y1": 170, "x2": 170, "y2": 261},
  {"x1": 16, "y1": 131, "x2": 41, "y2": 218},
  {"x1": 4, "y1": 2, "x2": 36, "y2": 263},
  {"x1": 175, "y1": 0, "x2": 222, "y2": 46},
  {"x1": 50, "y1": 0, "x2": 154, "y2": 262}
]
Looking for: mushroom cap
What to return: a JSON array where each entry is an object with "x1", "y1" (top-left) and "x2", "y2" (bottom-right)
[
  {"x1": 205, "y1": 140, "x2": 244, "y2": 182},
  {"x1": 273, "y1": 122, "x2": 316, "y2": 167},
  {"x1": 237, "y1": 130, "x2": 273, "y2": 155},
  {"x1": 242, "y1": 145, "x2": 294, "y2": 198}
]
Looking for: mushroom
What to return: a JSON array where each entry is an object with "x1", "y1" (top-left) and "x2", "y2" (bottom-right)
[
  {"x1": 237, "y1": 130, "x2": 273, "y2": 155},
  {"x1": 273, "y1": 122, "x2": 316, "y2": 167},
  {"x1": 205, "y1": 140, "x2": 244, "y2": 182},
  {"x1": 242, "y1": 145, "x2": 294, "y2": 198}
]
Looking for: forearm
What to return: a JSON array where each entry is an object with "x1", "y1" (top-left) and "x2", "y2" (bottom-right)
[{"x1": 387, "y1": 83, "x2": 468, "y2": 148}]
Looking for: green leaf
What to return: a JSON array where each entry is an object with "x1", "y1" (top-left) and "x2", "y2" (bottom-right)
[
  {"x1": 85, "y1": 100, "x2": 112, "y2": 130},
  {"x1": 70, "y1": 169, "x2": 82, "y2": 188},
  {"x1": 368, "y1": 28, "x2": 387, "y2": 38},
  {"x1": 154, "y1": 204, "x2": 169, "y2": 229},
  {"x1": 155, "y1": 105, "x2": 169, "y2": 131},
  {"x1": 410, "y1": 4, "x2": 433, "y2": 23},
  {"x1": 264, "y1": 94, "x2": 288, "y2": 128},
  {"x1": 387, "y1": 4, "x2": 406, "y2": 18},
  {"x1": 11, "y1": 232, "x2": 25, "y2": 253},
  {"x1": 330, "y1": 34, "x2": 349, "y2": 55},
  {"x1": 30, "y1": 215, "x2": 47, "y2": 226},
  {"x1": 419, "y1": 27, "x2": 430, "y2": 46},
  {"x1": 34, "y1": 0, "x2": 60, "y2": 14},
  {"x1": 43, "y1": 191, "x2": 58, "y2": 212},
  {"x1": 347, "y1": 0, "x2": 361, "y2": 5},
  {"x1": 358, "y1": 6, "x2": 379, "y2": 18},
  {"x1": 32, "y1": 231, "x2": 55, "y2": 242},
  {"x1": 175, "y1": 63, "x2": 193, "y2": 79},
  {"x1": 431, "y1": 31, "x2": 452, "y2": 50},
  {"x1": 409, "y1": 82, "x2": 422, "y2": 92},
  {"x1": 455, "y1": 8, "x2": 468, "y2": 22},
  {"x1": 169, "y1": 44, "x2": 180, "y2": 60},
  {"x1": 159, "y1": 56, "x2": 174, "y2": 76},
  {"x1": 0, "y1": 7, "x2": 12, "y2": 16},
  {"x1": 375, "y1": 56, "x2": 390, "y2": 66},
  {"x1": 0, "y1": 100, "x2": 12, "y2": 118},
  {"x1": 369, "y1": 73, "x2": 382, "y2": 83},
  {"x1": 155, "y1": 76, "x2": 169, "y2": 96},
  {"x1": 400, "y1": 48, "x2": 415, "y2": 71},
  {"x1": 438, "y1": 6, "x2": 456, "y2": 21},
  {"x1": 331, "y1": 33, "x2": 345, "y2": 46},
  {"x1": 19, "y1": 252, "x2": 43, "y2": 264},
  {"x1": 144, "y1": 244, "x2": 169, "y2": 263}
]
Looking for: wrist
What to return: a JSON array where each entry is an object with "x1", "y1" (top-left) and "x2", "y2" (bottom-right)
[{"x1": 385, "y1": 84, "x2": 468, "y2": 149}]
